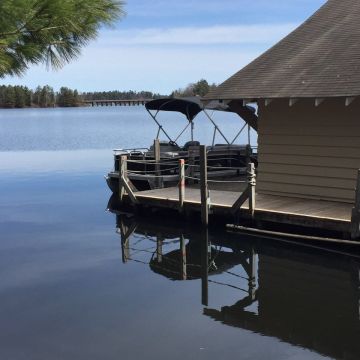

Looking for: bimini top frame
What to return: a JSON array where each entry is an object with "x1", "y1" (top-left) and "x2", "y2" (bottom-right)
[{"x1": 145, "y1": 97, "x2": 257, "y2": 147}]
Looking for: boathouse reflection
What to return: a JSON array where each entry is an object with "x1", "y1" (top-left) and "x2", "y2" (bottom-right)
[{"x1": 114, "y1": 213, "x2": 360, "y2": 360}]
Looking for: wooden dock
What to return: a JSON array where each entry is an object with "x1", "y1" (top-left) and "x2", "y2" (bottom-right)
[
  {"x1": 122, "y1": 186, "x2": 352, "y2": 233},
  {"x1": 112, "y1": 144, "x2": 360, "y2": 241}
]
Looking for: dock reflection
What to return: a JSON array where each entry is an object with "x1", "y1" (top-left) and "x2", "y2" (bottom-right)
[{"x1": 114, "y1": 212, "x2": 360, "y2": 360}]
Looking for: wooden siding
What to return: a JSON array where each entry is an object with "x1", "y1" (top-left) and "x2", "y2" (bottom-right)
[{"x1": 257, "y1": 98, "x2": 360, "y2": 203}]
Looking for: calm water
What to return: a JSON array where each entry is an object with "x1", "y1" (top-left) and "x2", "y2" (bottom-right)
[{"x1": 0, "y1": 107, "x2": 359, "y2": 360}]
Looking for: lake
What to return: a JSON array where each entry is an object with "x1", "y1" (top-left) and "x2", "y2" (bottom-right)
[{"x1": 0, "y1": 106, "x2": 358, "y2": 360}]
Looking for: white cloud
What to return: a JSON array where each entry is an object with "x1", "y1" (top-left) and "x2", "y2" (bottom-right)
[
  {"x1": 100, "y1": 23, "x2": 298, "y2": 46},
  {"x1": 3, "y1": 23, "x2": 298, "y2": 93}
]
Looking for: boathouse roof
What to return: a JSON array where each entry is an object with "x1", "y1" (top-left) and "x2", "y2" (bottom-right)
[{"x1": 204, "y1": 0, "x2": 360, "y2": 100}]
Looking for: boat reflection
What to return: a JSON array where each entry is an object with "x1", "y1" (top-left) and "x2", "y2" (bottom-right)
[{"x1": 114, "y1": 212, "x2": 360, "y2": 360}]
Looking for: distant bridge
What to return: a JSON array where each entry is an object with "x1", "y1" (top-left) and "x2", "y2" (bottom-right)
[{"x1": 84, "y1": 99, "x2": 152, "y2": 107}]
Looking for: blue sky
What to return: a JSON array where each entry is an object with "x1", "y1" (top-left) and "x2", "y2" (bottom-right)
[{"x1": 3, "y1": 0, "x2": 326, "y2": 94}]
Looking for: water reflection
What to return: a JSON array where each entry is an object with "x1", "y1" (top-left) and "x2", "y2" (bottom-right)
[{"x1": 113, "y1": 211, "x2": 360, "y2": 360}]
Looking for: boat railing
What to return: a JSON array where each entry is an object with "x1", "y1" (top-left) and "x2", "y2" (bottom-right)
[
  {"x1": 117, "y1": 152, "x2": 256, "y2": 222},
  {"x1": 113, "y1": 147, "x2": 150, "y2": 155}
]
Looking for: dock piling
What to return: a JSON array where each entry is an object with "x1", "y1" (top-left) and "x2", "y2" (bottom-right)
[
  {"x1": 119, "y1": 155, "x2": 127, "y2": 202},
  {"x1": 201, "y1": 228, "x2": 209, "y2": 306},
  {"x1": 200, "y1": 145, "x2": 209, "y2": 226},
  {"x1": 180, "y1": 234, "x2": 187, "y2": 280},
  {"x1": 154, "y1": 139, "x2": 162, "y2": 188},
  {"x1": 179, "y1": 159, "x2": 185, "y2": 212},
  {"x1": 119, "y1": 155, "x2": 138, "y2": 204},
  {"x1": 248, "y1": 162, "x2": 256, "y2": 218}
]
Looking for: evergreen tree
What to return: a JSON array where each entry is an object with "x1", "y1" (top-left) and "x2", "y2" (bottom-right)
[
  {"x1": 193, "y1": 79, "x2": 210, "y2": 97},
  {"x1": 73, "y1": 90, "x2": 80, "y2": 106},
  {"x1": 3, "y1": 86, "x2": 15, "y2": 108},
  {"x1": 57, "y1": 87, "x2": 75, "y2": 107},
  {"x1": 14, "y1": 86, "x2": 26, "y2": 108},
  {"x1": 171, "y1": 79, "x2": 217, "y2": 98},
  {"x1": 33, "y1": 86, "x2": 42, "y2": 107},
  {"x1": 0, "y1": 0, "x2": 125, "y2": 77}
]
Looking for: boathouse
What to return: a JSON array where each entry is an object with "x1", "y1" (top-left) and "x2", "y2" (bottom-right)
[
  {"x1": 111, "y1": 0, "x2": 360, "y2": 240},
  {"x1": 205, "y1": 0, "x2": 360, "y2": 205}
]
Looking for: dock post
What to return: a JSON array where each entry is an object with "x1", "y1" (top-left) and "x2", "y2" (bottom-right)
[
  {"x1": 248, "y1": 246, "x2": 257, "y2": 300},
  {"x1": 245, "y1": 144, "x2": 252, "y2": 167},
  {"x1": 188, "y1": 147, "x2": 196, "y2": 185},
  {"x1": 156, "y1": 233, "x2": 163, "y2": 263},
  {"x1": 200, "y1": 145, "x2": 209, "y2": 226},
  {"x1": 179, "y1": 159, "x2": 185, "y2": 212},
  {"x1": 201, "y1": 228, "x2": 209, "y2": 306},
  {"x1": 154, "y1": 139, "x2": 162, "y2": 188},
  {"x1": 180, "y1": 234, "x2": 187, "y2": 280},
  {"x1": 248, "y1": 162, "x2": 256, "y2": 218},
  {"x1": 351, "y1": 169, "x2": 360, "y2": 239},
  {"x1": 119, "y1": 155, "x2": 128, "y2": 202}
]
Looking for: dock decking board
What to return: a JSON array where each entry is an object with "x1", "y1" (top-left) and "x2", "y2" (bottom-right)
[{"x1": 123, "y1": 186, "x2": 352, "y2": 232}]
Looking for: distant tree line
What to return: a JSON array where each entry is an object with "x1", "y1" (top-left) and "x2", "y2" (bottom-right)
[
  {"x1": 0, "y1": 79, "x2": 217, "y2": 109},
  {"x1": 0, "y1": 85, "x2": 81, "y2": 108},
  {"x1": 170, "y1": 79, "x2": 217, "y2": 98},
  {"x1": 82, "y1": 90, "x2": 163, "y2": 101}
]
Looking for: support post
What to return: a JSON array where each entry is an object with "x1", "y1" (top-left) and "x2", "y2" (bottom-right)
[
  {"x1": 351, "y1": 169, "x2": 360, "y2": 239},
  {"x1": 248, "y1": 247, "x2": 257, "y2": 301},
  {"x1": 245, "y1": 144, "x2": 252, "y2": 167},
  {"x1": 200, "y1": 145, "x2": 209, "y2": 226},
  {"x1": 187, "y1": 147, "x2": 196, "y2": 185},
  {"x1": 119, "y1": 155, "x2": 127, "y2": 202},
  {"x1": 118, "y1": 216, "x2": 137, "y2": 263},
  {"x1": 154, "y1": 139, "x2": 163, "y2": 188},
  {"x1": 248, "y1": 162, "x2": 256, "y2": 218},
  {"x1": 156, "y1": 234, "x2": 163, "y2": 263},
  {"x1": 180, "y1": 234, "x2": 187, "y2": 280},
  {"x1": 201, "y1": 228, "x2": 209, "y2": 306},
  {"x1": 178, "y1": 159, "x2": 185, "y2": 212},
  {"x1": 119, "y1": 154, "x2": 138, "y2": 204}
]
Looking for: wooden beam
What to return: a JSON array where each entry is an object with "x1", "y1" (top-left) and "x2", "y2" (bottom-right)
[
  {"x1": 178, "y1": 159, "x2": 185, "y2": 212},
  {"x1": 119, "y1": 155, "x2": 127, "y2": 202},
  {"x1": 248, "y1": 247, "x2": 257, "y2": 300},
  {"x1": 231, "y1": 187, "x2": 249, "y2": 214},
  {"x1": 180, "y1": 234, "x2": 187, "y2": 280},
  {"x1": 248, "y1": 162, "x2": 256, "y2": 218},
  {"x1": 228, "y1": 100, "x2": 258, "y2": 131},
  {"x1": 154, "y1": 139, "x2": 162, "y2": 188},
  {"x1": 200, "y1": 145, "x2": 209, "y2": 226},
  {"x1": 121, "y1": 177, "x2": 139, "y2": 204},
  {"x1": 201, "y1": 228, "x2": 209, "y2": 306},
  {"x1": 156, "y1": 233, "x2": 163, "y2": 263}
]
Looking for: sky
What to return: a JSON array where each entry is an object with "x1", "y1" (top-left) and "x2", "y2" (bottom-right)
[{"x1": 2, "y1": 0, "x2": 327, "y2": 94}]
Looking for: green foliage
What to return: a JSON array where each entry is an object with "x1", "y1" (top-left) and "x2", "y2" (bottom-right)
[
  {"x1": 0, "y1": 85, "x2": 165, "y2": 108},
  {"x1": 57, "y1": 87, "x2": 80, "y2": 107},
  {"x1": 171, "y1": 79, "x2": 217, "y2": 98},
  {"x1": 0, "y1": 84, "x2": 80, "y2": 108},
  {"x1": 0, "y1": 0, "x2": 125, "y2": 77},
  {"x1": 33, "y1": 85, "x2": 55, "y2": 107},
  {"x1": 82, "y1": 90, "x2": 163, "y2": 101}
]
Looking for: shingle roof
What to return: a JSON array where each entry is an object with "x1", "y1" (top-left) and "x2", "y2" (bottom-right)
[{"x1": 205, "y1": 0, "x2": 360, "y2": 100}]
